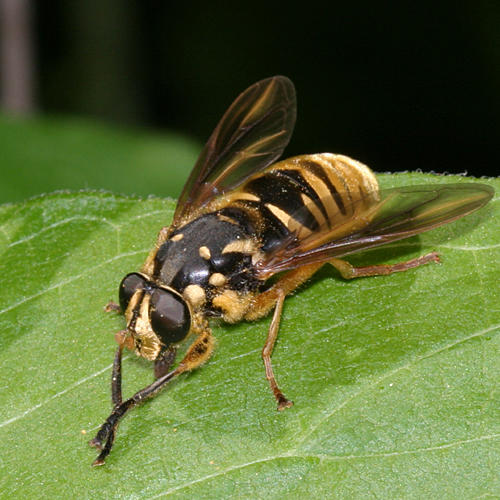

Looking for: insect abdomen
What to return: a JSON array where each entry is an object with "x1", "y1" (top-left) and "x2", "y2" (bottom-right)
[{"x1": 224, "y1": 153, "x2": 380, "y2": 249}]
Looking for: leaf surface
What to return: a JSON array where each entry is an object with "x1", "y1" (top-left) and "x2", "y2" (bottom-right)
[{"x1": 0, "y1": 174, "x2": 498, "y2": 499}]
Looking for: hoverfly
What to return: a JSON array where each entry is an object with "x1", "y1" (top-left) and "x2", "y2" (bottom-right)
[{"x1": 89, "y1": 76, "x2": 493, "y2": 465}]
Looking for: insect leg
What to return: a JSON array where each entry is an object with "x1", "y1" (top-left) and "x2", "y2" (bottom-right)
[
  {"x1": 111, "y1": 344, "x2": 124, "y2": 406},
  {"x1": 262, "y1": 288, "x2": 293, "y2": 410},
  {"x1": 154, "y1": 346, "x2": 178, "y2": 379},
  {"x1": 329, "y1": 251, "x2": 440, "y2": 279},
  {"x1": 89, "y1": 330, "x2": 214, "y2": 466},
  {"x1": 104, "y1": 301, "x2": 120, "y2": 312},
  {"x1": 246, "y1": 263, "x2": 324, "y2": 320},
  {"x1": 246, "y1": 263, "x2": 323, "y2": 410},
  {"x1": 89, "y1": 367, "x2": 180, "y2": 466},
  {"x1": 103, "y1": 301, "x2": 127, "y2": 406}
]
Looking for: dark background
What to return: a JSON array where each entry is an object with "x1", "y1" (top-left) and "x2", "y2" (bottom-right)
[{"x1": 9, "y1": 2, "x2": 500, "y2": 179}]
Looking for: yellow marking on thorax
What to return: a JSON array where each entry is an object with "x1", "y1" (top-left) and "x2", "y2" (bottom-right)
[
  {"x1": 222, "y1": 239, "x2": 257, "y2": 254},
  {"x1": 199, "y1": 246, "x2": 211, "y2": 260},
  {"x1": 171, "y1": 233, "x2": 184, "y2": 242},
  {"x1": 183, "y1": 284, "x2": 206, "y2": 309},
  {"x1": 209, "y1": 273, "x2": 227, "y2": 287}
]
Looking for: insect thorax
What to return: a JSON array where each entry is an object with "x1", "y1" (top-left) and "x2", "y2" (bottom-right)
[{"x1": 147, "y1": 210, "x2": 262, "y2": 321}]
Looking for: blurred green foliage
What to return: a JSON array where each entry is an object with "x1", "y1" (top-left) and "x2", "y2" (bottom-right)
[{"x1": 0, "y1": 114, "x2": 200, "y2": 203}]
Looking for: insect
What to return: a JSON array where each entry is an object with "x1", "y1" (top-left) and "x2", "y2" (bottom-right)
[{"x1": 89, "y1": 76, "x2": 493, "y2": 465}]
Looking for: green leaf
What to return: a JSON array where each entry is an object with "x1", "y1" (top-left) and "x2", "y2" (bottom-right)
[
  {"x1": 0, "y1": 114, "x2": 200, "y2": 203},
  {"x1": 0, "y1": 174, "x2": 498, "y2": 499}
]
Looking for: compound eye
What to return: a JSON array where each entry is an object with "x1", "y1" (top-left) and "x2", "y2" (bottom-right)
[
  {"x1": 119, "y1": 273, "x2": 147, "y2": 311},
  {"x1": 149, "y1": 289, "x2": 191, "y2": 345}
]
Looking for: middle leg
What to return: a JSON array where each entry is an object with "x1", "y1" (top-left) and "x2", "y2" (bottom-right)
[
  {"x1": 262, "y1": 288, "x2": 293, "y2": 410},
  {"x1": 246, "y1": 263, "x2": 324, "y2": 410}
]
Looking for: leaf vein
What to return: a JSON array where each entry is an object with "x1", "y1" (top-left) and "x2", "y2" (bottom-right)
[
  {"x1": 298, "y1": 432, "x2": 500, "y2": 461},
  {"x1": 0, "y1": 361, "x2": 116, "y2": 428},
  {"x1": 153, "y1": 433, "x2": 500, "y2": 496},
  {"x1": 293, "y1": 322, "x2": 500, "y2": 449},
  {"x1": 7, "y1": 216, "x2": 120, "y2": 248},
  {"x1": 0, "y1": 250, "x2": 147, "y2": 316}
]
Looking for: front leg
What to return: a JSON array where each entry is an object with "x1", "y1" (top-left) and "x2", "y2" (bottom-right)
[
  {"x1": 111, "y1": 344, "x2": 124, "y2": 406},
  {"x1": 104, "y1": 301, "x2": 121, "y2": 313},
  {"x1": 154, "y1": 346, "x2": 178, "y2": 379},
  {"x1": 89, "y1": 329, "x2": 215, "y2": 466}
]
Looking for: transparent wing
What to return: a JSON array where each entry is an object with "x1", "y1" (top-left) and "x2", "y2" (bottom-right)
[
  {"x1": 256, "y1": 183, "x2": 494, "y2": 277},
  {"x1": 171, "y1": 76, "x2": 296, "y2": 228}
]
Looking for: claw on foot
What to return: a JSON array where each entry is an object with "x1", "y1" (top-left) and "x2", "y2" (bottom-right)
[
  {"x1": 277, "y1": 396, "x2": 293, "y2": 411},
  {"x1": 104, "y1": 301, "x2": 121, "y2": 313}
]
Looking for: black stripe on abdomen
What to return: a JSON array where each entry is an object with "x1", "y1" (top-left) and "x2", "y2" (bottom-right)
[
  {"x1": 300, "y1": 160, "x2": 347, "y2": 215},
  {"x1": 244, "y1": 172, "x2": 320, "y2": 232}
]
